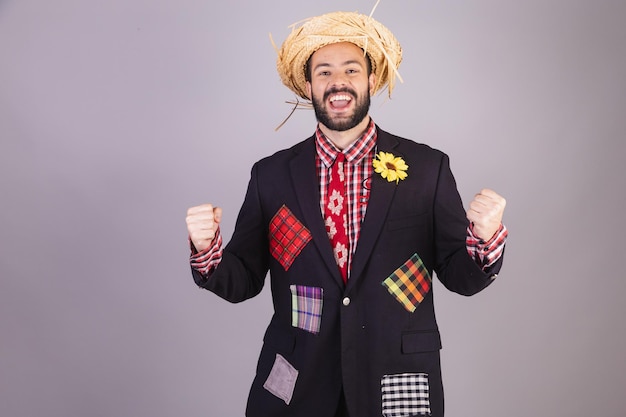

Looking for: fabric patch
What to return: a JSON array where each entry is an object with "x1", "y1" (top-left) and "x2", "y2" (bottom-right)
[
  {"x1": 382, "y1": 253, "x2": 431, "y2": 313},
  {"x1": 290, "y1": 285, "x2": 323, "y2": 335},
  {"x1": 269, "y1": 205, "x2": 312, "y2": 271},
  {"x1": 381, "y1": 372, "x2": 431, "y2": 417},
  {"x1": 263, "y1": 353, "x2": 299, "y2": 405}
]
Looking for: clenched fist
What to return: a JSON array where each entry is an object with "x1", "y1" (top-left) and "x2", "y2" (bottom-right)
[
  {"x1": 466, "y1": 189, "x2": 506, "y2": 242},
  {"x1": 186, "y1": 204, "x2": 222, "y2": 252}
]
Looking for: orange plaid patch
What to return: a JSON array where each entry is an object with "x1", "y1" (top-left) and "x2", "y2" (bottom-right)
[{"x1": 382, "y1": 254, "x2": 431, "y2": 313}]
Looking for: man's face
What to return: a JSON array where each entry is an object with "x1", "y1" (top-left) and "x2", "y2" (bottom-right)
[{"x1": 306, "y1": 42, "x2": 376, "y2": 132}]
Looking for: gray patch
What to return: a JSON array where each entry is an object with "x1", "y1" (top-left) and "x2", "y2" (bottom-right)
[{"x1": 263, "y1": 353, "x2": 299, "y2": 405}]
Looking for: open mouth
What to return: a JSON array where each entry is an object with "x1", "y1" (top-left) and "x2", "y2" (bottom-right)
[{"x1": 328, "y1": 94, "x2": 353, "y2": 110}]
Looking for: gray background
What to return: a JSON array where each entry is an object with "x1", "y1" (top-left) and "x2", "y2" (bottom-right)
[{"x1": 1, "y1": 0, "x2": 625, "y2": 416}]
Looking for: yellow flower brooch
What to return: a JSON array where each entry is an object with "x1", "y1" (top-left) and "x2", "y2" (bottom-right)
[{"x1": 373, "y1": 151, "x2": 408, "y2": 184}]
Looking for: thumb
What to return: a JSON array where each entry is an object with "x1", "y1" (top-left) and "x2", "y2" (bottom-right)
[{"x1": 213, "y1": 207, "x2": 222, "y2": 228}]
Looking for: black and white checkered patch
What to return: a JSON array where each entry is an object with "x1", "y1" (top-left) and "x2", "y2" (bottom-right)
[{"x1": 381, "y1": 372, "x2": 431, "y2": 416}]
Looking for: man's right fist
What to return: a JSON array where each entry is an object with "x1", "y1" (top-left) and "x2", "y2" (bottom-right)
[{"x1": 186, "y1": 204, "x2": 222, "y2": 252}]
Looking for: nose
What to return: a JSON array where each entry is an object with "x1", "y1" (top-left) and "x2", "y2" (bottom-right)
[{"x1": 329, "y1": 72, "x2": 348, "y2": 88}]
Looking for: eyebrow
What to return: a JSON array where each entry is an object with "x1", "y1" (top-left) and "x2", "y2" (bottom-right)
[{"x1": 313, "y1": 59, "x2": 364, "y2": 72}]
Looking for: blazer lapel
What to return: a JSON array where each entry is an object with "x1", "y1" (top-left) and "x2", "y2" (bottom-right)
[
  {"x1": 289, "y1": 138, "x2": 345, "y2": 287},
  {"x1": 348, "y1": 130, "x2": 400, "y2": 285}
]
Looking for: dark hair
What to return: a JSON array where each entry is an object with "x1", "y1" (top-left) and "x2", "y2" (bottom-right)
[{"x1": 304, "y1": 48, "x2": 373, "y2": 82}]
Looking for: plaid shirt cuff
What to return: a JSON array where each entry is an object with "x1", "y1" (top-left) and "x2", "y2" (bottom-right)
[
  {"x1": 466, "y1": 223, "x2": 508, "y2": 269},
  {"x1": 189, "y1": 227, "x2": 223, "y2": 276}
]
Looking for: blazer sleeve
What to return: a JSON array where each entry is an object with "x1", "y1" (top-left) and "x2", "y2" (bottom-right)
[
  {"x1": 192, "y1": 162, "x2": 270, "y2": 303},
  {"x1": 431, "y1": 154, "x2": 502, "y2": 296}
]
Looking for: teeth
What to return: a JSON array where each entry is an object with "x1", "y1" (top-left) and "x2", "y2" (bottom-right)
[{"x1": 330, "y1": 95, "x2": 351, "y2": 102}]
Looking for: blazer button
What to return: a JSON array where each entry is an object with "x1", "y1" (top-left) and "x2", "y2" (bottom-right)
[{"x1": 342, "y1": 297, "x2": 351, "y2": 306}]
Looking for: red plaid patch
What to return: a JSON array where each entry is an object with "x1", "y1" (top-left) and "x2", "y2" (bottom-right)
[{"x1": 269, "y1": 205, "x2": 312, "y2": 271}]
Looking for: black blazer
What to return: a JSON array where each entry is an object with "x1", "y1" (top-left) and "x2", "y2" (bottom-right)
[{"x1": 193, "y1": 127, "x2": 503, "y2": 417}]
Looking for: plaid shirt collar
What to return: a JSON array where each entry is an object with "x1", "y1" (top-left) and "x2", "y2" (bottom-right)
[{"x1": 314, "y1": 118, "x2": 378, "y2": 167}]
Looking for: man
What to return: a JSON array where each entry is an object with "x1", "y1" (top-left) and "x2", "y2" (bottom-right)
[{"x1": 186, "y1": 10, "x2": 507, "y2": 417}]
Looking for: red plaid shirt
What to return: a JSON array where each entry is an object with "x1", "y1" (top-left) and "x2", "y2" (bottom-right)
[
  {"x1": 190, "y1": 120, "x2": 507, "y2": 274},
  {"x1": 467, "y1": 223, "x2": 508, "y2": 268},
  {"x1": 315, "y1": 120, "x2": 377, "y2": 278}
]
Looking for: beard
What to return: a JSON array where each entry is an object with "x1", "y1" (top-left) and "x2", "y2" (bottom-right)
[{"x1": 311, "y1": 86, "x2": 371, "y2": 132}]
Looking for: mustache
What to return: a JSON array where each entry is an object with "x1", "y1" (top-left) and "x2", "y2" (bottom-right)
[{"x1": 323, "y1": 87, "x2": 357, "y2": 101}]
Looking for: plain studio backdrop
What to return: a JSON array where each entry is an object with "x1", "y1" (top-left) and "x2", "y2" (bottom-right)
[{"x1": 1, "y1": 0, "x2": 625, "y2": 416}]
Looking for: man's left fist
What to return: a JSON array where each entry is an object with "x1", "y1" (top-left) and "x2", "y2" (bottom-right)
[{"x1": 467, "y1": 188, "x2": 507, "y2": 241}]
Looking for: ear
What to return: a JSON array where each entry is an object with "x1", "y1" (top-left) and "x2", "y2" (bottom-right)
[
  {"x1": 368, "y1": 73, "x2": 377, "y2": 95},
  {"x1": 305, "y1": 81, "x2": 312, "y2": 100}
]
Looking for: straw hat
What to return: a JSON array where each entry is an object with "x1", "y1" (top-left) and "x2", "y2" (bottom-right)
[{"x1": 275, "y1": 11, "x2": 403, "y2": 100}]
